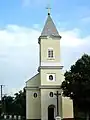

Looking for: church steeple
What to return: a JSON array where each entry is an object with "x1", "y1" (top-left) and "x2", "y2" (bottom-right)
[{"x1": 40, "y1": 11, "x2": 61, "y2": 38}]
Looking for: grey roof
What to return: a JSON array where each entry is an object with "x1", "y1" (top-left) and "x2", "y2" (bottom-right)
[{"x1": 41, "y1": 14, "x2": 60, "y2": 37}]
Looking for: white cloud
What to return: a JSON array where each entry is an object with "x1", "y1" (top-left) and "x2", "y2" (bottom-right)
[
  {"x1": 0, "y1": 24, "x2": 40, "y2": 47},
  {"x1": 0, "y1": 24, "x2": 90, "y2": 95},
  {"x1": 60, "y1": 29, "x2": 82, "y2": 47}
]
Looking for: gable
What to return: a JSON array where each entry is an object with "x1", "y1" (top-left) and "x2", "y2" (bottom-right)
[{"x1": 26, "y1": 73, "x2": 40, "y2": 87}]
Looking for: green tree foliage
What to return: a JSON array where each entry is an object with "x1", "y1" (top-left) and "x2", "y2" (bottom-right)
[
  {"x1": 1, "y1": 88, "x2": 26, "y2": 117},
  {"x1": 61, "y1": 54, "x2": 90, "y2": 113},
  {"x1": 2, "y1": 96, "x2": 14, "y2": 114},
  {"x1": 14, "y1": 89, "x2": 26, "y2": 116}
]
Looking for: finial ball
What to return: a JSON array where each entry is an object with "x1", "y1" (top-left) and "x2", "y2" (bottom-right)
[{"x1": 48, "y1": 13, "x2": 50, "y2": 15}]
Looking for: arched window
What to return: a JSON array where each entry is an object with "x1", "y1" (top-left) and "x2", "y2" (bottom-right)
[
  {"x1": 48, "y1": 48, "x2": 54, "y2": 58},
  {"x1": 48, "y1": 49, "x2": 53, "y2": 58}
]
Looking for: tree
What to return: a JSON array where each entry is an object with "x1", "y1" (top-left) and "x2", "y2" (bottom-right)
[
  {"x1": 61, "y1": 54, "x2": 90, "y2": 119},
  {"x1": 1, "y1": 88, "x2": 26, "y2": 118},
  {"x1": 14, "y1": 89, "x2": 26, "y2": 117},
  {"x1": 2, "y1": 95, "x2": 14, "y2": 114}
]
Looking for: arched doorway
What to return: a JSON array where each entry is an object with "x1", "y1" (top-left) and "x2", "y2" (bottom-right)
[{"x1": 48, "y1": 105, "x2": 55, "y2": 120}]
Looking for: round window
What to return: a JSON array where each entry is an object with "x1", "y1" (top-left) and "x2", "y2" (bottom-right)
[
  {"x1": 49, "y1": 92, "x2": 53, "y2": 97},
  {"x1": 49, "y1": 75, "x2": 53, "y2": 80},
  {"x1": 33, "y1": 93, "x2": 37, "y2": 98}
]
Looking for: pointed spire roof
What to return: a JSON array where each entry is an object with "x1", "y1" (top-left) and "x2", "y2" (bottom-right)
[{"x1": 41, "y1": 14, "x2": 61, "y2": 38}]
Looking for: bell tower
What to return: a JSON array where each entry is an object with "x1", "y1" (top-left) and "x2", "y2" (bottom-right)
[
  {"x1": 38, "y1": 11, "x2": 63, "y2": 120},
  {"x1": 38, "y1": 11, "x2": 63, "y2": 86}
]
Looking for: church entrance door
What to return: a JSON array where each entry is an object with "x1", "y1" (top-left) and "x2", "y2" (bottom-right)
[{"x1": 48, "y1": 105, "x2": 55, "y2": 120}]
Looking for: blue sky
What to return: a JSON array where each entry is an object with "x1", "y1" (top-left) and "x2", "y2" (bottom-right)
[
  {"x1": 0, "y1": 0, "x2": 90, "y2": 96},
  {"x1": 1, "y1": 0, "x2": 90, "y2": 31},
  {"x1": 0, "y1": 0, "x2": 90, "y2": 36}
]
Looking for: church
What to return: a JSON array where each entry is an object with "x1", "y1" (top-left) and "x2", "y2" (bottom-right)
[{"x1": 25, "y1": 10, "x2": 73, "y2": 120}]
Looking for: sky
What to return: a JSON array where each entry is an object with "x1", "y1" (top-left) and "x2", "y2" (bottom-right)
[{"x1": 0, "y1": 0, "x2": 90, "y2": 96}]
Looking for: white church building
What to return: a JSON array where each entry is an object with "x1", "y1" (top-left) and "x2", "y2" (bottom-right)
[{"x1": 25, "y1": 11, "x2": 73, "y2": 120}]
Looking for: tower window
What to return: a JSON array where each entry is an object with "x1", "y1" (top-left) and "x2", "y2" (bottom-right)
[
  {"x1": 49, "y1": 75, "x2": 53, "y2": 80},
  {"x1": 48, "y1": 49, "x2": 53, "y2": 58},
  {"x1": 47, "y1": 73, "x2": 56, "y2": 81}
]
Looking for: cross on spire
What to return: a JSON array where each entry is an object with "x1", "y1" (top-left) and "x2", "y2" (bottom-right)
[{"x1": 46, "y1": 5, "x2": 51, "y2": 15}]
